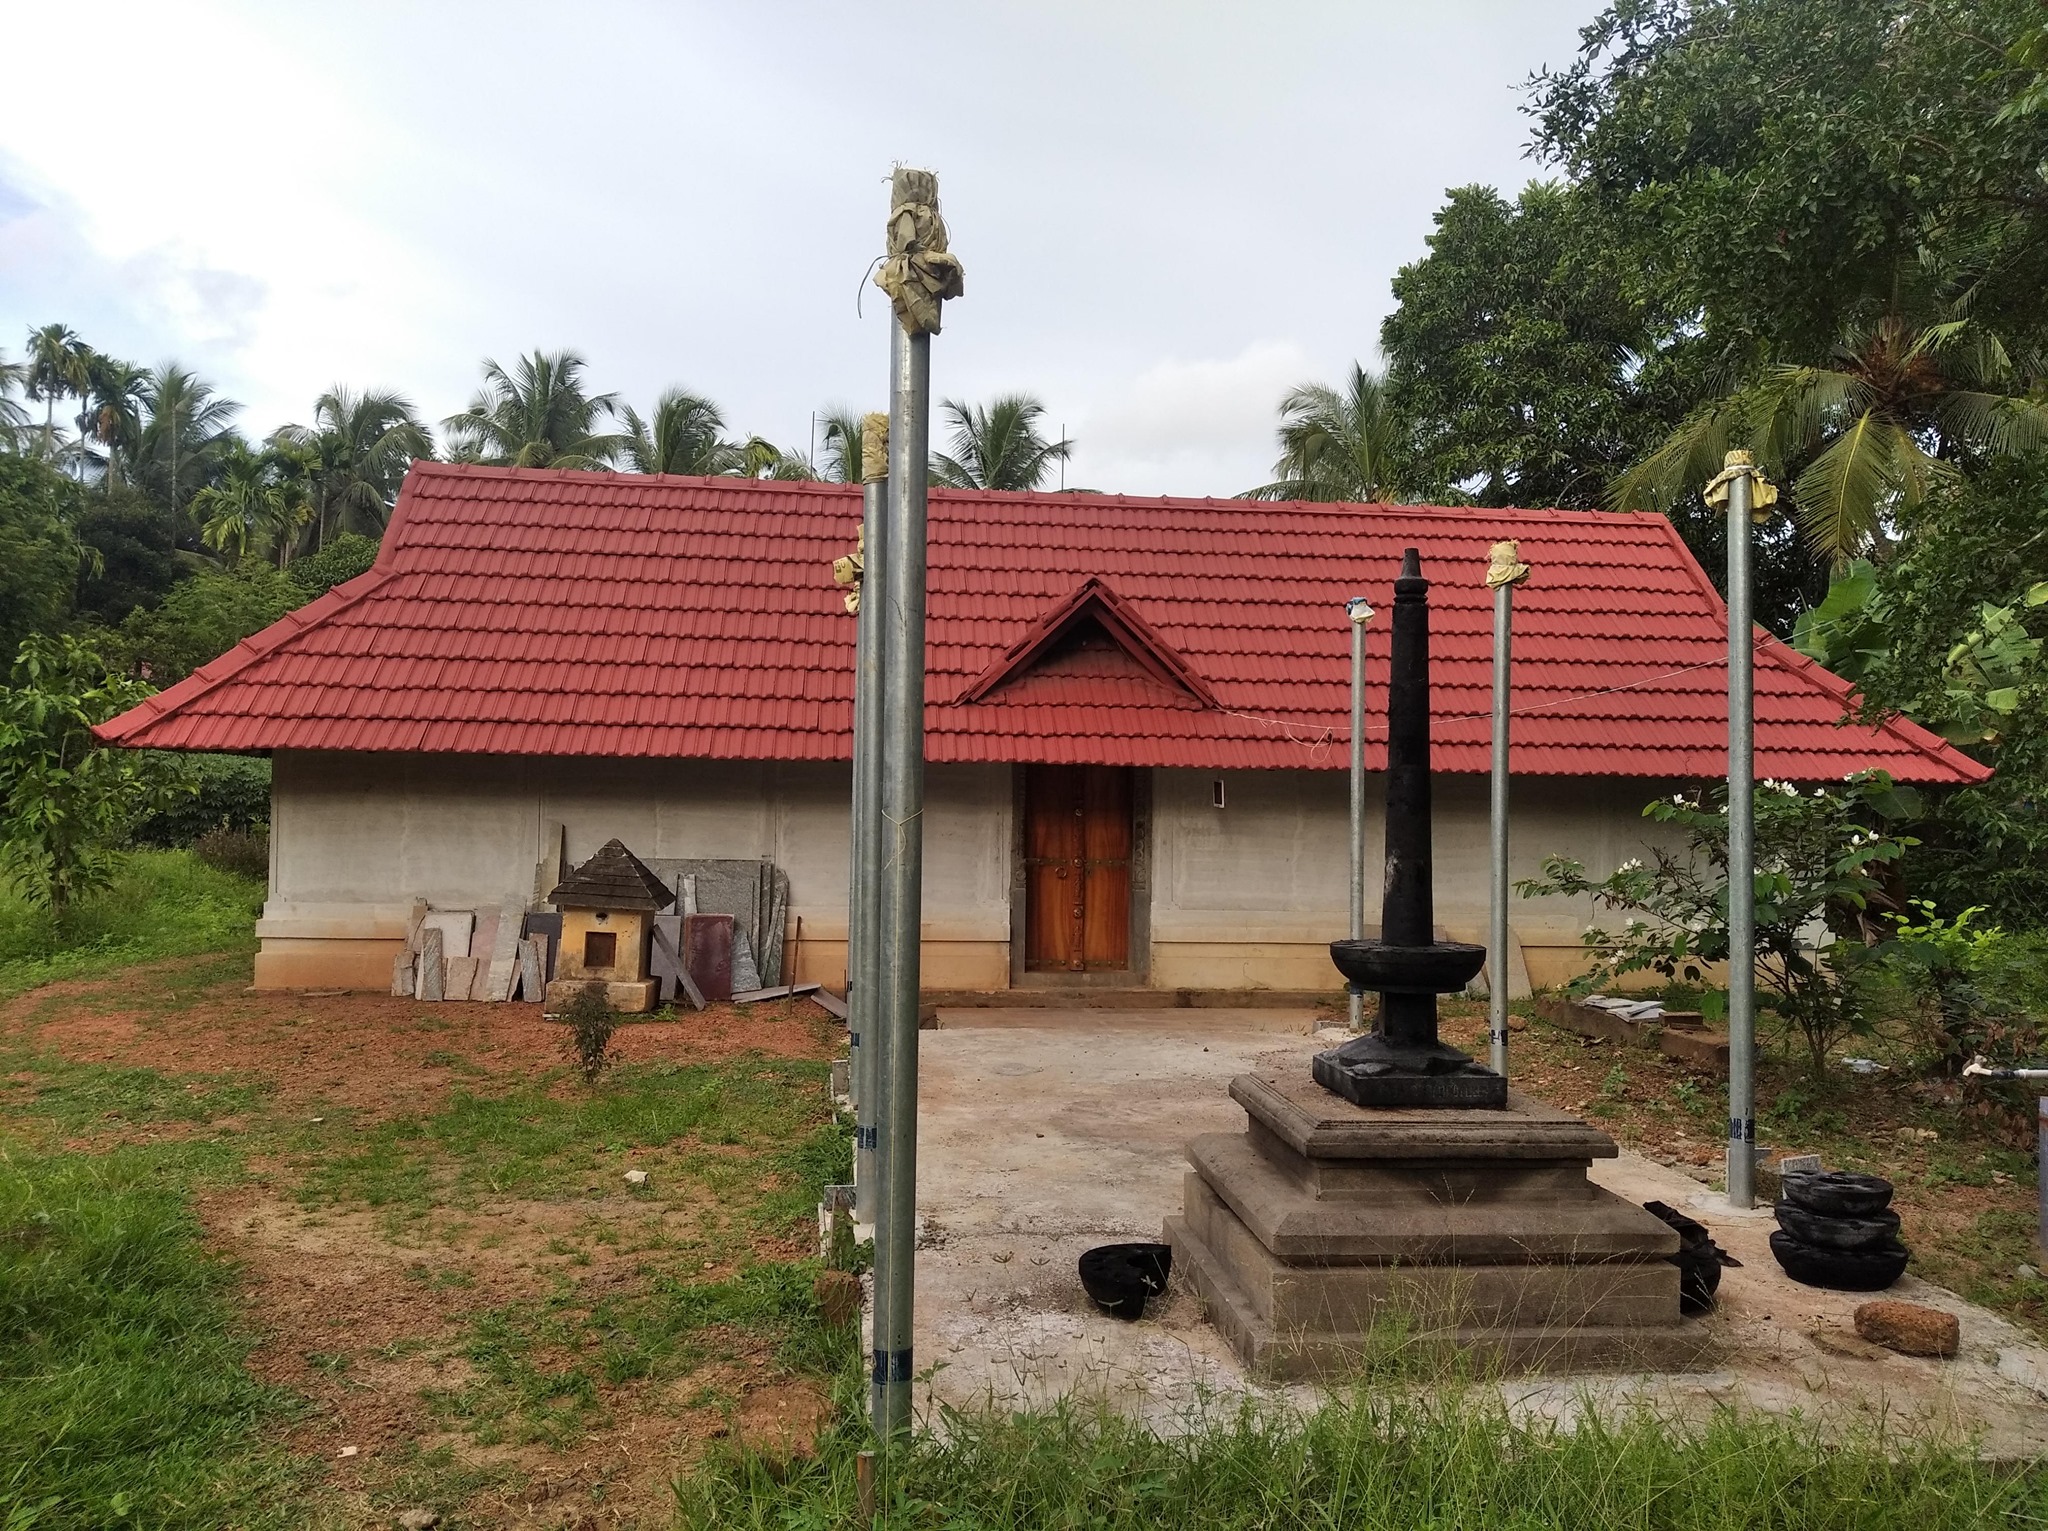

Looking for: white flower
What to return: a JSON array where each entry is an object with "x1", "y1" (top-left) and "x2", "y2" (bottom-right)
[
  {"x1": 1672, "y1": 794, "x2": 1687, "y2": 805},
  {"x1": 1617, "y1": 858, "x2": 1643, "y2": 874}
]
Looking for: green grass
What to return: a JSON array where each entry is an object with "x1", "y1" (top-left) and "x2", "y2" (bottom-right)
[
  {"x1": 0, "y1": 1051, "x2": 264, "y2": 1141},
  {"x1": 681, "y1": 1389, "x2": 2048, "y2": 1531},
  {"x1": 0, "y1": 1140, "x2": 304, "y2": 1530},
  {"x1": 0, "y1": 850, "x2": 263, "y2": 1000},
  {"x1": 444, "y1": 1259, "x2": 850, "y2": 1448},
  {"x1": 293, "y1": 1057, "x2": 843, "y2": 1219}
]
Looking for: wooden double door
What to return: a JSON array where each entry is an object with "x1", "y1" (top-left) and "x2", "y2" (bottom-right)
[{"x1": 1022, "y1": 764, "x2": 1134, "y2": 973}]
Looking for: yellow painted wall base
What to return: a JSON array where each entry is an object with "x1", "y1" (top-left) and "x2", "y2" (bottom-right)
[{"x1": 253, "y1": 939, "x2": 405, "y2": 991}]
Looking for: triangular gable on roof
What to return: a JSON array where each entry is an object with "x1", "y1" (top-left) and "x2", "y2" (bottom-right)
[{"x1": 954, "y1": 576, "x2": 1219, "y2": 708}]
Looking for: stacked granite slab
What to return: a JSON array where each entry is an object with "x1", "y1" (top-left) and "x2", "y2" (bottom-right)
[{"x1": 1166, "y1": 1070, "x2": 1707, "y2": 1380}]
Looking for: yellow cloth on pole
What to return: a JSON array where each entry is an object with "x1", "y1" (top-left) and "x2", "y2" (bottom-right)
[{"x1": 874, "y1": 167, "x2": 964, "y2": 336}]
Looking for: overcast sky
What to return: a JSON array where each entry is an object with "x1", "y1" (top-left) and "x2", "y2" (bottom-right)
[{"x1": 0, "y1": 0, "x2": 1602, "y2": 497}]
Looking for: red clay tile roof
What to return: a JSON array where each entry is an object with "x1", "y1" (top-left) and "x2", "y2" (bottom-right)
[{"x1": 95, "y1": 462, "x2": 1987, "y2": 783}]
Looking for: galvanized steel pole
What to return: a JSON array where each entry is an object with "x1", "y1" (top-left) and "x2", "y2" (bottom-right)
[
  {"x1": 1346, "y1": 598, "x2": 1372, "y2": 1032},
  {"x1": 850, "y1": 472, "x2": 887, "y2": 1223},
  {"x1": 1725, "y1": 456, "x2": 1758, "y2": 1208},
  {"x1": 1488, "y1": 579, "x2": 1514, "y2": 1077},
  {"x1": 871, "y1": 317, "x2": 930, "y2": 1439}
]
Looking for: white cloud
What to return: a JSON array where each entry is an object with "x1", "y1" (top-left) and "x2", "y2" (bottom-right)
[{"x1": 1069, "y1": 340, "x2": 1317, "y2": 497}]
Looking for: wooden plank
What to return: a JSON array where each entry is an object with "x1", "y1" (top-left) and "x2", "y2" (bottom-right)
[
  {"x1": 809, "y1": 987, "x2": 849, "y2": 1021},
  {"x1": 391, "y1": 951, "x2": 415, "y2": 998},
  {"x1": 515, "y1": 938, "x2": 543, "y2": 1002},
  {"x1": 484, "y1": 896, "x2": 523, "y2": 1001},
  {"x1": 417, "y1": 927, "x2": 446, "y2": 1001},
  {"x1": 446, "y1": 956, "x2": 480, "y2": 1002}
]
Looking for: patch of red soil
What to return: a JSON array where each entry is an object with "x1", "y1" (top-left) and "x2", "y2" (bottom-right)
[{"x1": 3, "y1": 958, "x2": 838, "y2": 1126}]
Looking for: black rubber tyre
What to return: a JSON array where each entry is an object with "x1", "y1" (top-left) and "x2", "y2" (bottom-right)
[
  {"x1": 1079, "y1": 1242, "x2": 1173, "y2": 1321},
  {"x1": 1780, "y1": 1171, "x2": 1893, "y2": 1218},
  {"x1": 1774, "y1": 1203, "x2": 1902, "y2": 1251},
  {"x1": 1769, "y1": 1230, "x2": 1909, "y2": 1291}
]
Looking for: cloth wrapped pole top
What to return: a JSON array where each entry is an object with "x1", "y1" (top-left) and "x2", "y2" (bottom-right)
[{"x1": 874, "y1": 167, "x2": 964, "y2": 335}]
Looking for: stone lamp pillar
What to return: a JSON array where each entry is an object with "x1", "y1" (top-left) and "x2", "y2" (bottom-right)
[
  {"x1": 1167, "y1": 550, "x2": 1699, "y2": 1380},
  {"x1": 545, "y1": 838, "x2": 674, "y2": 1014}
]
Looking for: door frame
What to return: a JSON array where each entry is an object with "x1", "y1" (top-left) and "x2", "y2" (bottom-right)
[{"x1": 1008, "y1": 764, "x2": 1152, "y2": 989}]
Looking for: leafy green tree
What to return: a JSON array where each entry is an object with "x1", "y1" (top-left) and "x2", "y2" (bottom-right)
[
  {"x1": 107, "y1": 566, "x2": 300, "y2": 685},
  {"x1": 929, "y1": 395, "x2": 1070, "y2": 491},
  {"x1": 1379, "y1": 182, "x2": 1694, "y2": 509},
  {"x1": 1791, "y1": 455, "x2": 2048, "y2": 926},
  {"x1": 1527, "y1": 0, "x2": 2048, "y2": 364},
  {"x1": 192, "y1": 440, "x2": 311, "y2": 567},
  {"x1": 273, "y1": 386, "x2": 432, "y2": 544},
  {"x1": 0, "y1": 634, "x2": 183, "y2": 922},
  {"x1": 618, "y1": 388, "x2": 734, "y2": 475},
  {"x1": 0, "y1": 455, "x2": 82, "y2": 658},
  {"x1": 134, "y1": 363, "x2": 241, "y2": 526},
  {"x1": 443, "y1": 350, "x2": 623, "y2": 468},
  {"x1": 23, "y1": 323, "x2": 89, "y2": 459},
  {"x1": 71, "y1": 490, "x2": 179, "y2": 626},
  {"x1": 286, "y1": 532, "x2": 381, "y2": 599},
  {"x1": 1240, "y1": 364, "x2": 1412, "y2": 503}
]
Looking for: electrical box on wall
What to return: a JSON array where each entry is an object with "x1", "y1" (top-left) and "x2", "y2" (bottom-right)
[{"x1": 1211, "y1": 779, "x2": 1226, "y2": 809}]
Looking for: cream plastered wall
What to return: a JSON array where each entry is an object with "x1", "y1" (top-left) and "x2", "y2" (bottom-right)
[
  {"x1": 254, "y1": 752, "x2": 1010, "y2": 990},
  {"x1": 1147, "y1": 768, "x2": 1690, "y2": 993},
  {"x1": 256, "y1": 752, "x2": 1682, "y2": 994}
]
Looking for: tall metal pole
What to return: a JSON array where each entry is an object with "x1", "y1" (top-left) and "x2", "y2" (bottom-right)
[
  {"x1": 850, "y1": 450, "x2": 888, "y2": 1224},
  {"x1": 1485, "y1": 540, "x2": 1528, "y2": 1079},
  {"x1": 1722, "y1": 453, "x2": 1758, "y2": 1208},
  {"x1": 872, "y1": 318, "x2": 937, "y2": 1444},
  {"x1": 1346, "y1": 598, "x2": 1372, "y2": 1032},
  {"x1": 1488, "y1": 582, "x2": 1514, "y2": 1077}
]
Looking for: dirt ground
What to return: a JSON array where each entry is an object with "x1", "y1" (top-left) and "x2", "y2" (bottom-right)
[
  {"x1": 1428, "y1": 998, "x2": 2048, "y2": 1338},
  {"x1": 1, "y1": 961, "x2": 845, "y2": 1530}
]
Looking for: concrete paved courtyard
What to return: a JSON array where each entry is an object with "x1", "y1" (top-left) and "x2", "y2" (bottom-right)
[{"x1": 900, "y1": 1010, "x2": 2048, "y2": 1453}]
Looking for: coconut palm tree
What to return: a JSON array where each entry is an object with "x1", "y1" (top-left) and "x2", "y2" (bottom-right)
[
  {"x1": 274, "y1": 386, "x2": 433, "y2": 544},
  {"x1": 0, "y1": 349, "x2": 30, "y2": 451},
  {"x1": 74, "y1": 351, "x2": 150, "y2": 489},
  {"x1": 818, "y1": 409, "x2": 869, "y2": 483},
  {"x1": 135, "y1": 363, "x2": 242, "y2": 523},
  {"x1": 1239, "y1": 364, "x2": 1411, "y2": 503},
  {"x1": 618, "y1": 388, "x2": 734, "y2": 475},
  {"x1": 734, "y1": 435, "x2": 817, "y2": 480},
  {"x1": 929, "y1": 395, "x2": 1070, "y2": 491},
  {"x1": 1611, "y1": 256, "x2": 2048, "y2": 563},
  {"x1": 193, "y1": 439, "x2": 311, "y2": 568},
  {"x1": 24, "y1": 323, "x2": 89, "y2": 459},
  {"x1": 443, "y1": 350, "x2": 623, "y2": 469}
]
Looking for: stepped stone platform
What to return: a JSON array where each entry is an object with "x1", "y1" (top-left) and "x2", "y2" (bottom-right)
[{"x1": 1166, "y1": 1071, "x2": 1711, "y2": 1381}]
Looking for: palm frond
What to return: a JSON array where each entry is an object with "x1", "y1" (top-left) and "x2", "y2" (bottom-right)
[{"x1": 1791, "y1": 411, "x2": 1891, "y2": 561}]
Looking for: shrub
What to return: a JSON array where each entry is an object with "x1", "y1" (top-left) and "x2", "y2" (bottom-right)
[
  {"x1": 286, "y1": 532, "x2": 380, "y2": 599},
  {"x1": 192, "y1": 826, "x2": 269, "y2": 883},
  {"x1": 559, "y1": 982, "x2": 619, "y2": 1084},
  {"x1": 1518, "y1": 772, "x2": 1920, "y2": 1076},
  {"x1": 132, "y1": 754, "x2": 271, "y2": 847}
]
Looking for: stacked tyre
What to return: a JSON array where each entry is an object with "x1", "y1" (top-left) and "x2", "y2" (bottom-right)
[{"x1": 1769, "y1": 1171, "x2": 1909, "y2": 1291}]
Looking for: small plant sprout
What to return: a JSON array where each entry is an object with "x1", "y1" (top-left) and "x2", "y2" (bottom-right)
[{"x1": 559, "y1": 982, "x2": 619, "y2": 1084}]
